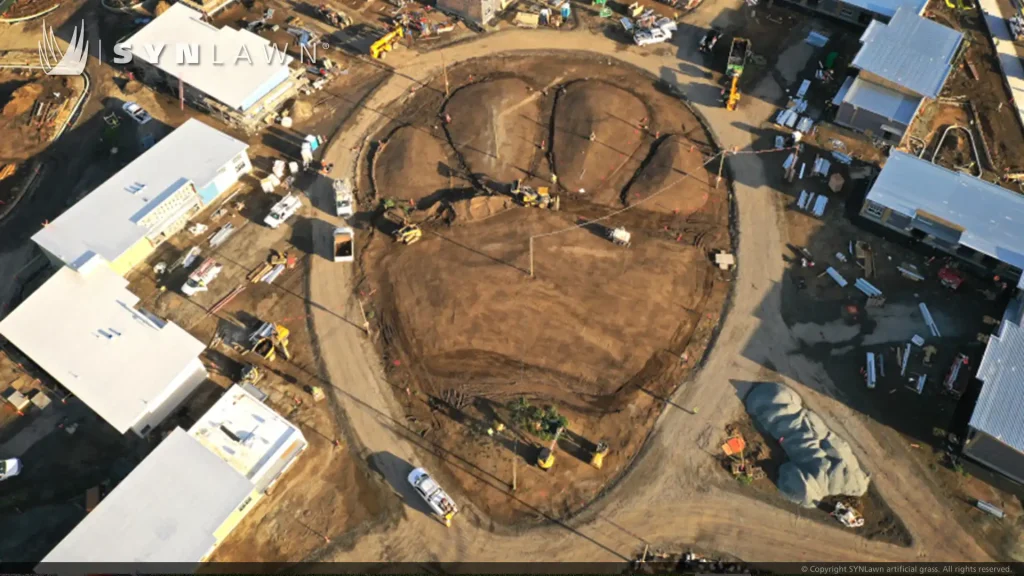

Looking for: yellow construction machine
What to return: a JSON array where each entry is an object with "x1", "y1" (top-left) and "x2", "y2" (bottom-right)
[
  {"x1": 537, "y1": 426, "x2": 564, "y2": 471},
  {"x1": 370, "y1": 26, "x2": 405, "y2": 59},
  {"x1": 512, "y1": 180, "x2": 560, "y2": 210},
  {"x1": 249, "y1": 322, "x2": 292, "y2": 361},
  {"x1": 384, "y1": 209, "x2": 422, "y2": 245}
]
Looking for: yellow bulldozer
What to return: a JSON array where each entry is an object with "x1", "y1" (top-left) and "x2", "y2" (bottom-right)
[
  {"x1": 249, "y1": 322, "x2": 291, "y2": 362},
  {"x1": 370, "y1": 25, "x2": 405, "y2": 59},
  {"x1": 383, "y1": 208, "x2": 422, "y2": 245},
  {"x1": 512, "y1": 180, "x2": 560, "y2": 210}
]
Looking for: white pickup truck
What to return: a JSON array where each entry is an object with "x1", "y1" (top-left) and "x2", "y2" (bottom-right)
[
  {"x1": 634, "y1": 18, "x2": 677, "y2": 46},
  {"x1": 182, "y1": 258, "x2": 222, "y2": 297},
  {"x1": 0, "y1": 458, "x2": 21, "y2": 482},
  {"x1": 408, "y1": 467, "x2": 458, "y2": 527},
  {"x1": 334, "y1": 178, "x2": 355, "y2": 218},
  {"x1": 264, "y1": 193, "x2": 302, "y2": 229}
]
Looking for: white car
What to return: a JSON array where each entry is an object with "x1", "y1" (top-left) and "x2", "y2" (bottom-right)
[
  {"x1": 122, "y1": 101, "x2": 152, "y2": 125},
  {"x1": 0, "y1": 458, "x2": 22, "y2": 482}
]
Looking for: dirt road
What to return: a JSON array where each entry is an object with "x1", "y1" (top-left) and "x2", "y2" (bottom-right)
[{"x1": 306, "y1": 4, "x2": 993, "y2": 563}]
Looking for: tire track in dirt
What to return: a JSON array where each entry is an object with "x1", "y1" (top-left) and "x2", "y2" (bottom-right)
[{"x1": 305, "y1": 23, "x2": 993, "y2": 564}]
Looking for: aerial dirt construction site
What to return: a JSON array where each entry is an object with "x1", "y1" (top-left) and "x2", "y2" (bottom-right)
[
  {"x1": 9, "y1": 0, "x2": 1024, "y2": 565},
  {"x1": 357, "y1": 53, "x2": 732, "y2": 521}
]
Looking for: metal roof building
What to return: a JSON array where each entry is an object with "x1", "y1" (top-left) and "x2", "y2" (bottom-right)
[
  {"x1": 189, "y1": 384, "x2": 308, "y2": 495},
  {"x1": 841, "y1": 0, "x2": 926, "y2": 18},
  {"x1": 862, "y1": 150, "x2": 1024, "y2": 287},
  {"x1": 852, "y1": 7, "x2": 964, "y2": 98},
  {"x1": 0, "y1": 265, "x2": 208, "y2": 435},
  {"x1": 32, "y1": 119, "x2": 249, "y2": 275},
  {"x1": 965, "y1": 295, "x2": 1024, "y2": 483},
  {"x1": 832, "y1": 75, "x2": 920, "y2": 125},
  {"x1": 124, "y1": 4, "x2": 295, "y2": 112},
  {"x1": 37, "y1": 428, "x2": 254, "y2": 566}
]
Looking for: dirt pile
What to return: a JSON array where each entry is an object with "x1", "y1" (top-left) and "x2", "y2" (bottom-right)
[
  {"x1": 2, "y1": 83, "x2": 41, "y2": 118},
  {"x1": 375, "y1": 126, "x2": 462, "y2": 203},
  {"x1": 552, "y1": 81, "x2": 652, "y2": 207},
  {"x1": 290, "y1": 100, "x2": 314, "y2": 123},
  {"x1": 444, "y1": 78, "x2": 545, "y2": 184},
  {"x1": 746, "y1": 382, "x2": 871, "y2": 508},
  {"x1": 624, "y1": 136, "x2": 713, "y2": 216},
  {"x1": 450, "y1": 195, "x2": 512, "y2": 222}
]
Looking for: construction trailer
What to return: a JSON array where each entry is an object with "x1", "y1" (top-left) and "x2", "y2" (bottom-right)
[{"x1": 333, "y1": 227, "x2": 354, "y2": 263}]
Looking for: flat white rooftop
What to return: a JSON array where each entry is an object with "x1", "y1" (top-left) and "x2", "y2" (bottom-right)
[
  {"x1": 31, "y1": 118, "x2": 248, "y2": 272},
  {"x1": 125, "y1": 3, "x2": 294, "y2": 111},
  {"x1": 0, "y1": 265, "x2": 206, "y2": 434},
  {"x1": 38, "y1": 428, "x2": 253, "y2": 565},
  {"x1": 189, "y1": 384, "x2": 307, "y2": 492}
]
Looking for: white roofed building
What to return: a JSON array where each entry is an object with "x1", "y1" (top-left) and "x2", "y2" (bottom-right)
[
  {"x1": 36, "y1": 387, "x2": 308, "y2": 567},
  {"x1": 37, "y1": 428, "x2": 254, "y2": 566},
  {"x1": 123, "y1": 4, "x2": 303, "y2": 132},
  {"x1": 31, "y1": 118, "x2": 250, "y2": 276},
  {"x1": 188, "y1": 384, "x2": 308, "y2": 539},
  {"x1": 0, "y1": 265, "x2": 208, "y2": 436}
]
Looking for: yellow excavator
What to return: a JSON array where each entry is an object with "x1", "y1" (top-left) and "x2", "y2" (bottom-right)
[
  {"x1": 249, "y1": 322, "x2": 292, "y2": 361},
  {"x1": 537, "y1": 426, "x2": 564, "y2": 471},
  {"x1": 384, "y1": 209, "x2": 422, "y2": 245},
  {"x1": 370, "y1": 25, "x2": 405, "y2": 59},
  {"x1": 511, "y1": 180, "x2": 560, "y2": 210}
]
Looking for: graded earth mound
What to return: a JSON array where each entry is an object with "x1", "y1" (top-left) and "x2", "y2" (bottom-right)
[
  {"x1": 552, "y1": 81, "x2": 653, "y2": 207},
  {"x1": 356, "y1": 53, "x2": 730, "y2": 522},
  {"x1": 746, "y1": 382, "x2": 871, "y2": 508},
  {"x1": 374, "y1": 126, "x2": 461, "y2": 203},
  {"x1": 373, "y1": 208, "x2": 709, "y2": 395},
  {"x1": 625, "y1": 136, "x2": 714, "y2": 216},
  {"x1": 444, "y1": 78, "x2": 545, "y2": 184}
]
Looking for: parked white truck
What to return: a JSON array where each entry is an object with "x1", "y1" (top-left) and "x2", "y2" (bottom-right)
[
  {"x1": 408, "y1": 467, "x2": 458, "y2": 527},
  {"x1": 264, "y1": 193, "x2": 302, "y2": 229},
  {"x1": 334, "y1": 178, "x2": 355, "y2": 218},
  {"x1": 633, "y1": 18, "x2": 677, "y2": 46},
  {"x1": 333, "y1": 227, "x2": 354, "y2": 263},
  {"x1": 182, "y1": 258, "x2": 223, "y2": 297}
]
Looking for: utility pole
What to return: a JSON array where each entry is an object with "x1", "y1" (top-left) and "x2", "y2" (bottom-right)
[
  {"x1": 529, "y1": 236, "x2": 535, "y2": 277},
  {"x1": 716, "y1": 149, "x2": 727, "y2": 188},
  {"x1": 512, "y1": 438, "x2": 518, "y2": 491},
  {"x1": 441, "y1": 51, "x2": 450, "y2": 98}
]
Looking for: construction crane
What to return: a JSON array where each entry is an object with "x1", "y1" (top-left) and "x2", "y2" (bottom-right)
[
  {"x1": 511, "y1": 180, "x2": 560, "y2": 210},
  {"x1": 725, "y1": 37, "x2": 750, "y2": 111},
  {"x1": 383, "y1": 209, "x2": 422, "y2": 245},
  {"x1": 370, "y1": 25, "x2": 405, "y2": 59},
  {"x1": 249, "y1": 322, "x2": 292, "y2": 362},
  {"x1": 537, "y1": 426, "x2": 564, "y2": 471}
]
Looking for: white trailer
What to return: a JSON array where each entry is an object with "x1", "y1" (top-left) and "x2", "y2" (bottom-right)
[
  {"x1": 408, "y1": 467, "x2": 458, "y2": 527},
  {"x1": 182, "y1": 258, "x2": 223, "y2": 297},
  {"x1": 333, "y1": 227, "x2": 354, "y2": 263},
  {"x1": 264, "y1": 193, "x2": 302, "y2": 229},
  {"x1": 334, "y1": 179, "x2": 355, "y2": 218}
]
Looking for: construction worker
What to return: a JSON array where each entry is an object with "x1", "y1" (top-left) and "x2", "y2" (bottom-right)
[
  {"x1": 589, "y1": 132, "x2": 596, "y2": 142},
  {"x1": 550, "y1": 173, "x2": 558, "y2": 185}
]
